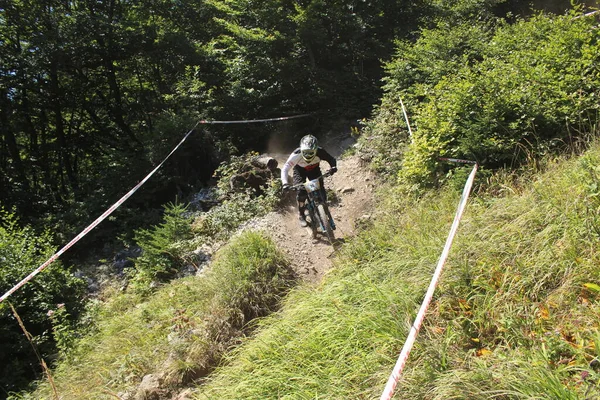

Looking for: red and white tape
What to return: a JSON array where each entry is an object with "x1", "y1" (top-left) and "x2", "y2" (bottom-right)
[
  {"x1": 198, "y1": 113, "x2": 312, "y2": 124},
  {"x1": 439, "y1": 157, "x2": 477, "y2": 164},
  {"x1": 0, "y1": 114, "x2": 311, "y2": 304},
  {"x1": 398, "y1": 97, "x2": 414, "y2": 141},
  {"x1": 380, "y1": 161, "x2": 478, "y2": 400}
]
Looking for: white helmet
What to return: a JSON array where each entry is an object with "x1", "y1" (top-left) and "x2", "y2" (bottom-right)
[{"x1": 300, "y1": 135, "x2": 318, "y2": 162}]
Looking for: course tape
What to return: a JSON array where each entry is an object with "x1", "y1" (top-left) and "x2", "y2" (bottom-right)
[
  {"x1": 439, "y1": 157, "x2": 477, "y2": 164},
  {"x1": 380, "y1": 162, "x2": 478, "y2": 400},
  {"x1": 398, "y1": 98, "x2": 414, "y2": 141},
  {"x1": 0, "y1": 113, "x2": 311, "y2": 304},
  {"x1": 573, "y1": 10, "x2": 600, "y2": 20},
  {"x1": 199, "y1": 113, "x2": 312, "y2": 124}
]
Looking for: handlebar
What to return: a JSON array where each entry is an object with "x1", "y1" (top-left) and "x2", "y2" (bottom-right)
[{"x1": 284, "y1": 169, "x2": 335, "y2": 191}]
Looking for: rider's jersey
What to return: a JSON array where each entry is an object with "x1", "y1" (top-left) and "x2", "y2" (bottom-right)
[{"x1": 281, "y1": 147, "x2": 337, "y2": 185}]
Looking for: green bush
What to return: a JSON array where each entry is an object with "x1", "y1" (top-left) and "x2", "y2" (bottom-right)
[
  {"x1": 0, "y1": 208, "x2": 85, "y2": 396},
  {"x1": 365, "y1": 12, "x2": 600, "y2": 189},
  {"x1": 192, "y1": 151, "x2": 282, "y2": 241},
  {"x1": 357, "y1": 20, "x2": 493, "y2": 179},
  {"x1": 130, "y1": 203, "x2": 194, "y2": 290}
]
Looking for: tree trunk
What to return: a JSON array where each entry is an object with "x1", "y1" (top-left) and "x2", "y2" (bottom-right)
[
  {"x1": 0, "y1": 88, "x2": 31, "y2": 193},
  {"x1": 101, "y1": 0, "x2": 143, "y2": 149},
  {"x1": 49, "y1": 60, "x2": 80, "y2": 196}
]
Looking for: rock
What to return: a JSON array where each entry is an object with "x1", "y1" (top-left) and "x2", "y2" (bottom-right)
[
  {"x1": 172, "y1": 389, "x2": 194, "y2": 400},
  {"x1": 178, "y1": 264, "x2": 197, "y2": 278},
  {"x1": 87, "y1": 280, "x2": 100, "y2": 293},
  {"x1": 113, "y1": 258, "x2": 134, "y2": 273},
  {"x1": 134, "y1": 374, "x2": 166, "y2": 400},
  {"x1": 194, "y1": 265, "x2": 206, "y2": 276},
  {"x1": 113, "y1": 247, "x2": 142, "y2": 274},
  {"x1": 190, "y1": 187, "x2": 219, "y2": 211}
]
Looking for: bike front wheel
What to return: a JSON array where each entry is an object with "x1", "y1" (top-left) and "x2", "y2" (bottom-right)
[{"x1": 317, "y1": 204, "x2": 335, "y2": 243}]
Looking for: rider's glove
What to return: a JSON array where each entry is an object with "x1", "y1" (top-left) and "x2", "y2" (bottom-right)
[
  {"x1": 329, "y1": 167, "x2": 338, "y2": 175},
  {"x1": 282, "y1": 183, "x2": 291, "y2": 191}
]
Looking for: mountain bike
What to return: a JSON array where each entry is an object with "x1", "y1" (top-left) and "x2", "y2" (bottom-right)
[{"x1": 288, "y1": 170, "x2": 336, "y2": 243}]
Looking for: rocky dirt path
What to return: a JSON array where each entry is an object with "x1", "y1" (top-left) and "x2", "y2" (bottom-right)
[
  {"x1": 132, "y1": 151, "x2": 379, "y2": 400},
  {"x1": 239, "y1": 154, "x2": 378, "y2": 283}
]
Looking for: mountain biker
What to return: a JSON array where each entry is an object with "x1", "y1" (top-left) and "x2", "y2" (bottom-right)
[{"x1": 281, "y1": 135, "x2": 337, "y2": 227}]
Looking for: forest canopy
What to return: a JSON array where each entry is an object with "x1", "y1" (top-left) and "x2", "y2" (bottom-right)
[{"x1": 0, "y1": 0, "x2": 429, "y2": 232}]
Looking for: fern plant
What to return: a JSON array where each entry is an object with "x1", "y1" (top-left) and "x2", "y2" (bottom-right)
[{"x1": 131, "y1": 202, "x2": 194, "y2": 290}]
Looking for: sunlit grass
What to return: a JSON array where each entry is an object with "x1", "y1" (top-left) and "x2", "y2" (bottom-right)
[
  {"x1": 19, "y1": 142, "x2": 600, "y2": 399},
  {"x1": 194, "y1": 143, "x2": 600, "y2": 399},
  {"x1": 21, "y1": 232, "x2": 294, "y2": 399}
]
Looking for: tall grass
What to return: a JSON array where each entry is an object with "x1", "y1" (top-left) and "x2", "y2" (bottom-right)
[
  {"x1": 192, "y1": 178, "x2": 475, "y2": 398},
  {"x1": 194, "y1": 144, "x2": 600, "y2": 399},
  {"x1": 16, "y1": 143, "x2": 600, "y2": 399},
  {"x1": 16, "y1": 232, "x2": 295, "y2": 400}
]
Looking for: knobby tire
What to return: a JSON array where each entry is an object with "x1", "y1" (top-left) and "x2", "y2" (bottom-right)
[
  {"x1": 317, "y1": 204, "x2": 335, "y2": 243},
  {"x1": 307, "y1": 206, "x2": 318, "y2": 239}
]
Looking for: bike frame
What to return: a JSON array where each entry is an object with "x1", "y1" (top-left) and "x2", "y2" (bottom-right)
[{"x1": 290, "y1": 171, "x2": 336, "y2": 237}]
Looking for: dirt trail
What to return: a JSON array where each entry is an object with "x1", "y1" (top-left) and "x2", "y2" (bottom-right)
[
  {"x1": 240, "y1": 154, "x2": 378, "y2": 282},
  {"x1": 130, "y1": 148, "x2": 379, "y2": 400}
]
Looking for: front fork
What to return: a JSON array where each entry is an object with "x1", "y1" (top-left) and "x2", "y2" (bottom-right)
[
  {"x1": 305, "y1": 189, "x2": 336, "y2": 232},
  {"x1": 309, "y1": 199, "x2": 336, "y2": 232},
  {"x1": 322, "y1": 203, "x2": 336, "y2": 231}
]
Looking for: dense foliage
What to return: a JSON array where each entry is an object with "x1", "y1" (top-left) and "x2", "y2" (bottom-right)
[
  {"x1": 0, "y1": 0, "x2": 428, "y2": 233},
  {"x1": 361, "y1": 9, "x2": 600, "y2": 188},
  {"x1": 130, "y1": 202, "x2": 194, "y2": 290},
  {"x1": 0, "y1": 209, "x2": 85, "y2": 394}
]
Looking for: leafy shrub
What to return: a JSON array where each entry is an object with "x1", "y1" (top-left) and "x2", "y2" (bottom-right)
[
  {"x1": 192, "y1": 151, "x2": 282, "y2": 241},
  {"x1": 212, "y1": 151, "x2": 269, "y2": 196},
  {"x1": 0, "y1": 208, "x2": 85, "y2": 395},
  {"x1": 366, "y1": 12, "x2": 600, "y2": 189},
  {"x1": 192, "y1": 191, "x2": 278, "y2": 241},
  {"x1": 357, "y1": 21, "x2": 493, "y2": 178},
  {"x1": 130, "y1": 203, "x2": 194, "y2": 290}
]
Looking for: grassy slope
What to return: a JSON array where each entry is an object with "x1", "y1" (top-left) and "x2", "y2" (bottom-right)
[
  {"x1": 193, "y1": 144, "x2": 600, "y2": 399},
  {"x1": 22, "y1": 144, "x2": 600, "y2": 399},
  {"x1": 24, "y1": 232, "x2": 295, "y2": 399}
]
